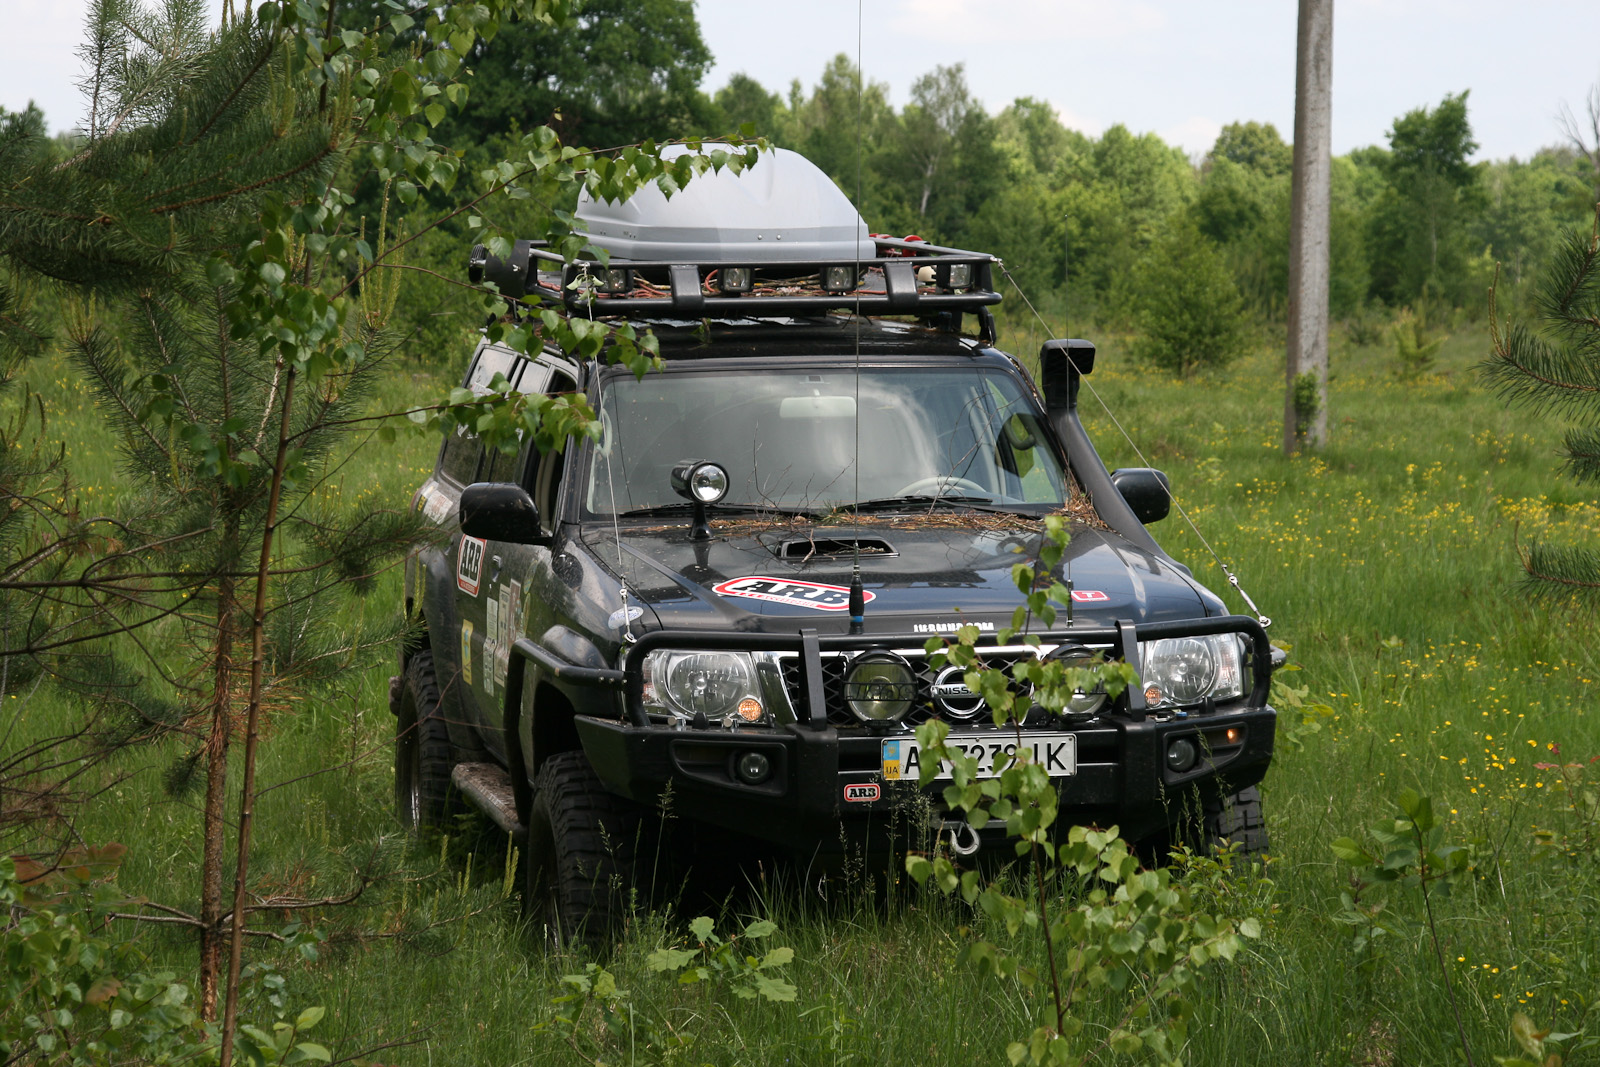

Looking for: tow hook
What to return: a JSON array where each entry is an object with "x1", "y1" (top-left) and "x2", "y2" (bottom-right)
[
  {"x1": 944, "y1": 820, "x2": 980, "y2": 858},
  {"x1": 388, "y1": 674, "x2": 402, "y2": 717}
]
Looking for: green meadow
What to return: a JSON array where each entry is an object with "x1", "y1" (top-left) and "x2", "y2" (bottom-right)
[{"x1": 11, "y1": 306, "x2": 1600, "y2": 1066}]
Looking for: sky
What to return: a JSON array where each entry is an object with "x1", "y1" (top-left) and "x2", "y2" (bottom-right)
[{"x1": 4, "y1": 0, "x2": 1598, "y2": 162}]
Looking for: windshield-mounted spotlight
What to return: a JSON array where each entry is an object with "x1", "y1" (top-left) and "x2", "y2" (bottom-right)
[{"x1": 670, "y1": 459, "x2": 728, "y2": 541}]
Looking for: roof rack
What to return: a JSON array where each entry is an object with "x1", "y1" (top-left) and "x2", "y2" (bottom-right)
[{"x1": 467, "y1": 236, "x2": 1003, "y2": 327}]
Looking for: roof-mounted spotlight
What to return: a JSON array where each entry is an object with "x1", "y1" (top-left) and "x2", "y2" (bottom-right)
[
  {"x1": 821, "y1": 265, "x2": 855, "y2": 293},
  {"x1": 936, "y1": 261, "x2": 975, "y2": 291},
  {"x1": 597, "y1": 267, "x2": 633, "y2": 294},
  {"x1": 718, "y1": 267, "x2": 753, "y2": 294},
  {"x1": 670, "y1": 459, "x2": 729, "y2": 541}
]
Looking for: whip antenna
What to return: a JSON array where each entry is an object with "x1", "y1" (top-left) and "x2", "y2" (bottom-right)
[{"x1": 848, "y1": 0, "x2": 865, "y2": 636}]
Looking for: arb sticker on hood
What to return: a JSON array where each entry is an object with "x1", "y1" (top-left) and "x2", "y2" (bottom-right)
[{"x1": 712, "y1": 576, "x2": 877, "y2": 611}]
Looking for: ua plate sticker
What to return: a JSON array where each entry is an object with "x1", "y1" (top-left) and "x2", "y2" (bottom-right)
[
  {"x1": 843, "y1": 783, "x2": 880, "y2": 803},
  {"x1": 457, "y1": 535, "x2": 486, "y2": 596},
  {"x1": 712, "y1": 576, "x2": 877, "y2": 612},
  {"x1": 458, "y1": 620, "x2": 474, "y2": 686}
]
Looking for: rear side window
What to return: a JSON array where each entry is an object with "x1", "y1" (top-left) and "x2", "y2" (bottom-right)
[{"x1": 467, "y1": 345, "x2": 519, "y2": 392}]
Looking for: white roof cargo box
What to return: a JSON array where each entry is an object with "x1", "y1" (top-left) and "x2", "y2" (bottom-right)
[{"x1": 575, "y1": 146, "x2": 872, "y2": 264}]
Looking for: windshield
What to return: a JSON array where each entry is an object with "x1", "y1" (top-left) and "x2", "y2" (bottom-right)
[{"x1": 584, "y1": 366, "x2": 1069, "y2": 515}]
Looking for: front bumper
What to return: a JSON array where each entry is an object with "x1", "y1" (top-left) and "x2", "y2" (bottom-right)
[
  {"x1": 571, "y1": 616, "x2": 1277, "y2": 854},
  {"x1": 576, "y1": 707, "x2": 1274, "y2": 853}
]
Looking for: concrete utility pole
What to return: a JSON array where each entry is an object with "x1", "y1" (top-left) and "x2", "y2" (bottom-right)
[{"x1": 1284, "y1": 0, "x2": 1333, "y2": 453}]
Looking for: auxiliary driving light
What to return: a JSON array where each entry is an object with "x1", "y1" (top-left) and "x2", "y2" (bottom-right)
[
  {"x1": 719, "y1": 266, "x2": 753, "y2": 293},
  {"x1": 735, "y1": 750, "x2": 772, "y2": 784},
  {"x1": 670, "y1": 459, "x2": 729, "y2": 542},
  {"x1": 843, "y1": 652, "x2": 916, "y2": 724},
  {"x1": 735, "y1": 697, "x2": 764, "y2": 723},
  {"x1": 598, "y1": 267, "x2": 632, "y2": 294},
  {"x1": 821, "y1": 265, "x2": 855, "y2": 292},
  {"x1": 1166, "y1": 737, "x2": 1198, "y2": 773},
  {"x1": 671, "y1": 460, "x2": 729, "y2": 504},
  {"x1": 937, "y1": 262, "x2": 975, "y2": 291},
  {"x1": 1044, "y1": 644, "x2": 1108, "y2": 722}
]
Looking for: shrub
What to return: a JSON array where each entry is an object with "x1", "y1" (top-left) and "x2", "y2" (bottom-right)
[{"x1": 1128, "y1": 221, "x2": 1252, "y2": 378}]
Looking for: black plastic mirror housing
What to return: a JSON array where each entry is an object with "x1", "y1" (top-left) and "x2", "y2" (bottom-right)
[
  {"x1": 459, "y1": 482, "x2": 544, "y2": 544},
  {"x1": 1110, "y1": 468, "x2": 1171, "y2": 524}
]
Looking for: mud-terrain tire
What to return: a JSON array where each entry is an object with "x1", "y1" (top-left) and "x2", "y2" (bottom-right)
[
  {"x1": 524, "y1": 751, "x2": 642, "y2": 948},
  {"x1": 1199, "y1": 786, "x2": 1269, "y2": 856},
  {"x1": 395, "y1": 650, "x2": 459, "y2": 830}
]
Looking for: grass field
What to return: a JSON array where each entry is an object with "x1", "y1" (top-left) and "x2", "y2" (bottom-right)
[{"x1": 10, "y1": 310, "x2": 1600, "y2": 1066}]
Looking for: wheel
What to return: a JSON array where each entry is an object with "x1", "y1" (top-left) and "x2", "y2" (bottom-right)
[
  {"x1": 523, "y1": 751, "x2": 642, "y2": 948},
  {"x1": 394, "y1": 649, "x2": 459, "y2": 830},
  {"x1": 1137, "y1": 786, "x2": 1269, "y2": 866},
  {"x1": 895, "y1": 474, "x2": 990, "y2": 498},
  {"x1": 1201, "y1": 786, "x2": 1269, "y2": 856}
]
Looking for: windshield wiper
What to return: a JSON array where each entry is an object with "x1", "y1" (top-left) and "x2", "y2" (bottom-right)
[
  {"x1": 845, "y1": 495, "x2": 1056, "y2": 517},
  {"x1": 850, "y1": 494, "x2": 995, "y2": 511},
  {"x1": 619, "y1": 502, "x2": 821, "y2": 519}
]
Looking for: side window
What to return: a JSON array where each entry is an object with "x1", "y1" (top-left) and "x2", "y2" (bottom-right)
[
  {"x1": 437, "y1": 426, "x2": 482, "y2": 486},
  {"x1": 533, "y1": 370, "x2": 578, "y2": 534},
  {"x1": 485, "y1": 442, "x2": 525, "y2": 484}
]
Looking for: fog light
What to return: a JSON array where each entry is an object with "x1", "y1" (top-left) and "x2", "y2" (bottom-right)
[
  {"x1": 1225, "y1": 726, "x2": 1242, "y2": 745},
  {"x1": 736, "y1": 696, "x2": 763, "y2": 723},
  {"x1": 821, "y1": 265, "x2": 855, "y2": 292},
  {"x1": 599, "y1": 267, "x2": 632, "y2": 293},
  {"x1": 1166, "y1": 737, "x2": 1198, "y2": 773},
  {"x1": 736, "y1": 750, "x2": 771, "y2": 784},
  {"x1": 719, "y1": 266, "x2": 752, "y2": 293}
]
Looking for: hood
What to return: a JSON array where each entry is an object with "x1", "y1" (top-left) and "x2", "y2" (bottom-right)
[{"x1": 585, "y1": 519, "x2": 1213, "y2": 637}]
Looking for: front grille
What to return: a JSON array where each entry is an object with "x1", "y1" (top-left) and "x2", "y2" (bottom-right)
[{"x1": 778, "y1": 644, "x2": 1106, "y2": 728}]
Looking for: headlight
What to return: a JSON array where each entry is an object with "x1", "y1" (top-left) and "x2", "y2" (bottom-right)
[
  {"x1": 1140, "y1": 634, "x2": 1246, "y2": 708},
  {"x1": 843, "y1": 651, "x2": 917, "y2": 724},
  {"x1": 642, "y1": 650, "x2": 774, "y2": 727}
]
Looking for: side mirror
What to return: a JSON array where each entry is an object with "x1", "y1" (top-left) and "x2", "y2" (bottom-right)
[
  {"x1": 459, "y1": 482, "x2": 543, "y2": 544},
  {"x1": 1109, "y1": 468, "x2": 1170, "y2": 524}
]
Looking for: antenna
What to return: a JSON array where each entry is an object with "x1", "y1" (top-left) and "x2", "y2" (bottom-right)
[{"x1": 848, "y1": 0, "x2": 865, "y2": 636}]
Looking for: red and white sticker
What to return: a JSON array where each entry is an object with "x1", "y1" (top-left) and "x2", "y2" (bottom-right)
[
  {"x1": 843, "y1": 783, "x2": 881, "y2": 803},
  {"x1": 1070, "y1": 589, "x2": 1109, "y2": 602},
  {"x1": 712, "y1": 576, "x2": 877, "y2": 612},
  {"x1": 457, "y1": 535, "x2": 486, "y2": 596}
]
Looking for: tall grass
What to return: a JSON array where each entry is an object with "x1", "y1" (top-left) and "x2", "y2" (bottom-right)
[{"x1": 8, "y1": 317, "x2": 1600, "y2": 1065}]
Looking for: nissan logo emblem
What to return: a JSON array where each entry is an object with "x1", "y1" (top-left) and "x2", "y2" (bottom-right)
[{"x1": 931, "y1": 665, "x2": 985, "y2": 719}]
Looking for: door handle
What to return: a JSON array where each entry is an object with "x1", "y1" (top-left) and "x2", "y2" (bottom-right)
[{"x1": 490, "y1": 554, "x2": 504, "y2": 583}]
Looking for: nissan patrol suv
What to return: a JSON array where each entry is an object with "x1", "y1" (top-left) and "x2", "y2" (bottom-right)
[{"x1": 393, "y1": 148, "x2": 1277, "y2": 941}]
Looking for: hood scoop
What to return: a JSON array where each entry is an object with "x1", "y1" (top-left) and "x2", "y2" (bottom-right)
[{"x1": 774, "y1": 535, "x2": 896, "y2": 562}]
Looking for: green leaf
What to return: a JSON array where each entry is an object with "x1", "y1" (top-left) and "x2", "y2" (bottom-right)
[
  {"x1": 689, "y1": 916, "x2": 714, "y2": 942},
  {"x1": 1329, "y1": 837, "x2": 1370, "y2": 864},
  {"x1": 295, "y1": 1005, "x2": 326, "y2": 1029},
  {"x1": 753, "y1": 974, "x2": 797, "y2": 1002},
  {"x1": 743, "y1": 919, "x2": 777, "y2": 939},
  {"x1": 646, "y1": 947, "x2": 697, "y2": 972}
]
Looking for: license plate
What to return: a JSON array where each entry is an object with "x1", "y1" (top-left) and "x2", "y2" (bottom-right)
[{"x1": 881, "y1": 733, "x2": 1077, "y2": 781}]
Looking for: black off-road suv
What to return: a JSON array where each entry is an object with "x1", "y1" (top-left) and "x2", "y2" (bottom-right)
[{"x1": 393, "y1": 149, "x2": 1277, "y2": 939}]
